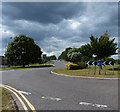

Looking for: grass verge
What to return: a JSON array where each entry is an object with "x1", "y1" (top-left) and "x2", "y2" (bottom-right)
[
  {"x1": 0, "y1": 88, "x2": 18, "y2": 112},
  {"x1": 52, "y1": 66, "x2": 120, "y2": 78},
  {"x1": 0, "y1": 63, "x2": 53, "y2": 71}
]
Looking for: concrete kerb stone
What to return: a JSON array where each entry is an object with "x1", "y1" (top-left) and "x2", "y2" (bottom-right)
[{"x1": 51, "y1": 71, "x2": 120, "y2": 80}]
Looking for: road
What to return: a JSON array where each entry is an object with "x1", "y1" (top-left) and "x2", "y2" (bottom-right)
[{"x1": 1, "y1": 61, "x2": 119, "y2": 111}]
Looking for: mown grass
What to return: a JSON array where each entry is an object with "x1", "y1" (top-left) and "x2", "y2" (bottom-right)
[
  {"x1": 0, "y1": 88, "x2": 18, "y2": 111},
  {"x1": 52, "y1": 65, "x2": 120, "y2": 78},
  {"x1": 0, "y1": 63, "x2": 53, "y2": 71}
]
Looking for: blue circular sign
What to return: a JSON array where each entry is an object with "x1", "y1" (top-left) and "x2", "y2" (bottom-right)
[{"x1": 97, "y1": 61, "x2": 102, "y2": 66}]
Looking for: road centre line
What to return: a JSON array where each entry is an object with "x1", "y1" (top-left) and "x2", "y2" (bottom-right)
[
  {"x1": 6, "y1": 85, "x2": 36, "y2": 112},
  {"x1": 1, "y1": 85, "x2": 29, "y2": 112},
  {"x1": 41, "y1": 96, "x2": 61, "y2": 101},
  {"x1": 0, "y1": 84, "x2": 36, "y2": 112},
  {"x1": 79, "y1": 101, "x2": 108, "y2": 108}
]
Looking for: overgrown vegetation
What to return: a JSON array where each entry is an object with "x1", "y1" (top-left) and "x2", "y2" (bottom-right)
[{"x1": 0, "y1": 88, "x2": 18, "y2": 111}]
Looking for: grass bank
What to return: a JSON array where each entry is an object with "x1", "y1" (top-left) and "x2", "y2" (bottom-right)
[
  {"x1": 0, "y1": 63, "x2": 53, "y2": 71},
  {"x1": 52, "y1": 66, "x2": 120, "y2": 78},
  {"x1": 0, "y1": 88, "x2": 18, "y2": 111}
]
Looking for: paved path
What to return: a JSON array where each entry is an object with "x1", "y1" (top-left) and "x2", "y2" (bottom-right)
[{"x1": 1, "y1": 61, "x2": 119, "y2": 110}]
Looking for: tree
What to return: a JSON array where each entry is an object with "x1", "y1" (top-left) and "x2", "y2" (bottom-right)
[
  {"x1": 78, "y1": 44, "x2": 93, "y2": 61},
  {"x1": 5, "y1": 35, "x2": 42, "y2": 67},
  {"x1": 49, "y1": 55, "x2": 57, "y2": 60},
  {"x1": 89, "y1": 31, "x2": 118, "y2": 60},
  {"x1": 67, "y1": 48, "x2": 82, "y2": 63},
  {"x1": 58, "y1": 47, "x2": 72, "y2": 61}
]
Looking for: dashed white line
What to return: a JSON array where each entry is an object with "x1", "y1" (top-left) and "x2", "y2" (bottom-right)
[
  {"x1": 41, "y1": 96, "x2": 61, "y2": 101},
  {"x1": 79, "y1": 102, "x2": 108, "y2": 108}
]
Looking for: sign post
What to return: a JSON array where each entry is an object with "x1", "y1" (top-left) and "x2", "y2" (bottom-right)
[
  {"x1": 103, "y1": 61, "x2": 106, "y2": 75},
  {"x1": 109, "y1": 61, "x2": 114, "y2": 75},
  {"x1": 87, "y1": 61, "x2": 93, "y2": 75},
  {"x1": 97, "y1": 61, "x2": 102, "y2": 75},
  {"x1": 92, "y1": 62, "x2": 97, "y2": 75}
]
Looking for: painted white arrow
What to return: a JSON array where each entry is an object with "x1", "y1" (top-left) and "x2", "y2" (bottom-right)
[{"x1": 18, "y1": 90, "x2": 31, "y2": 95}]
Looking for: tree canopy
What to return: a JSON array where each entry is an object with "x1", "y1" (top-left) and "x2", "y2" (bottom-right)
[
  {"x1": 58, "y1": 47, "x2": 72, "y2": 61},
  {"x1": 5, "y1": 35, "x2": 42, "y2": 67},
  {"x1": 67, "y1": 48, "x2": 82, "y2": 64},
  {"x1": 49, "y1": 55, "x2": 57, "y2": 60},
  {"x1": 58, "y1": 31, "x2": 118, "y2": 63},
  {"x1": 89, "y1": 31, "x2": 117, "y2": 60}
]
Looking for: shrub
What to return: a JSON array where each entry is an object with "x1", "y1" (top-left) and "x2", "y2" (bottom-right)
[
  {"x1": 77, "y1": 62, "x2": 87, "y2": 69},
  {"x1": 66, "y1": 64, "x2": 79, "y2": 70}
]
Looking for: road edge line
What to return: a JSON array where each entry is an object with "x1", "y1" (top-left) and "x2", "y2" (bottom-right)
[
  {"x1": 1, "y1": 85, "x2": 29, "y2": 112},
  {"x1": 6, "y1": 85, "x2": 36, "y2": 112},
  {"x1": 51, "y1": 71, "x2": 120, "y2": 80}
]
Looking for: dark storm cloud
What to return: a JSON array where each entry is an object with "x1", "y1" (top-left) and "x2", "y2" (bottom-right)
[
  {"x1": 1, "y1": 2, "x2": 118, "y2": 57},
  {"x1": 2, "y1": 2, "x2": 85, "y2": 24}
]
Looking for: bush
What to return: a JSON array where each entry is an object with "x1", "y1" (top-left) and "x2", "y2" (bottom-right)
[
  {"x1": 77, "y1": 62, "x2": 87, "y2": 69},
  {"x1": 66, "y1": 64, "x2": 79, "y2": 70}
]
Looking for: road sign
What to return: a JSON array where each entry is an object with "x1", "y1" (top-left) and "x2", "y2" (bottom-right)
[
  {"x1": 87, "y1": 61, "x2": 93, "y2": 66},
  {"x1": 97, "y1": 61, "x2": 102, "y2": 66},
  {"x1": 103, "y1": 61, "x2": 109, "y2": 66},
  {"x1": 92, "y1": 62, "x2": 97, "y2": 66},
  {"x1": 109, "y1": 61, "x2": 114, "y2": 66}
]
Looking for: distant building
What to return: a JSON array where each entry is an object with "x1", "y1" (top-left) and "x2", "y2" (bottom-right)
[{"x1": 42, "y1": 54, "x2": 47, "y2": 59}]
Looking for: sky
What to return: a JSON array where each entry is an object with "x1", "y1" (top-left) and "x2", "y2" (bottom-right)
[{"x1": 1, "y1": 2, "x2": 118, "y2": 58}]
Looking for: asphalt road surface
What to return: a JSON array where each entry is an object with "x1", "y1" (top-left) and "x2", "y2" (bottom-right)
[{"x1": 1, "y1": 61, "x2": 119, "y2": 110}]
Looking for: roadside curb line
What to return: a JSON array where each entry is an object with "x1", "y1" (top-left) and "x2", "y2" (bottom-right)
[
  {"x1": 51, "y1": 71, "x2": 120, "y2": 80},
  {"x1": 1, "y1": 65, "x2": 55, "y2": 72}
]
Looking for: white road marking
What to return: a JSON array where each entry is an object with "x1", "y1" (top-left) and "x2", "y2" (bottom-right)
[
  {"x1": 79, "y1": 102, "x2": 108, "y2": 108},
  {"x1": 18, "y1": 90, "x2": 31, "y2": 95},
  {"x1": 41, "y1": 96, "x2": 61, "y2": 101}
]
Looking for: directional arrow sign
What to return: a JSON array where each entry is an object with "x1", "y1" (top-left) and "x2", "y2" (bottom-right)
[
  {"x1": 87, "y1": 61, "x2": 93, "y2": 66},
  {"x1": 109, "y1": 61, "x2": 114, "y2": 66},
  {"x1": 103, "y1": 61, "x2": 109, "y2": 66},
  {"x1": 92, "y1": 62, "x2": 97, "y2": 66}
]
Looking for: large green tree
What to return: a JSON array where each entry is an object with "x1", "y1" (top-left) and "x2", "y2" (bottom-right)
[
  {"x1": 78, "y1": 44, "x2": 93, "y2": 60},
  {"x1": 58, "y1": 47, "x2": 72, "y2": 61},
  {"x1": 5, "y1": 35, "x2": 42, "y2": 67},
  {"x1": 89, "y1": 31, "x2": 118, "y2": 60}
]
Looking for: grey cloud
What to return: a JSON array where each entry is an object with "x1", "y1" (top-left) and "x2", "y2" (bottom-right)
[
  {"x1": 1, "y1": 2, "x2": 118, "y2": 57},
  {"x1": 2, "y1": 2, "x2": 86, "y2": 24}
]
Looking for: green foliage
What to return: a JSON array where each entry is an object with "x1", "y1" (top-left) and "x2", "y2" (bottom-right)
[
  {"x1": 66, "y1": 64, "x2": 79, "y2": 70},
  {"x1": 77, "y1": 62, "x2": 87, "y2": 69},
  {"x1": 58, "y1": 47, "x2": 72, "y2": 61},
  {"x1": 78, "y1": 44, "x2": 93, "y2": 60},
  {"x1": 67, "y1": 48, "x2": 82, "y2": 64},
  {"x1": 49, "y1": 55, "x2": 57, "y2": 60},
  {"x1": 89, "y1": 31, "x2": 118, "y2": 60},
  {"x1": 59, "y1": 31, "x2": 118, "y2": 63},
  {"x1": 103, "y1": 57, "x2": 115, "y2": 62},
  {"x1": 42, "y1": 59, "x2": 48, "y2": 63},
  {"x1": 5, "y1": 35, "x2": 42, "y2": 67}
]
